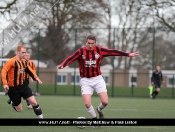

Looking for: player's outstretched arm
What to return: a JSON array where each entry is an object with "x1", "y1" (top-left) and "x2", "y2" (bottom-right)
[
  {"x1": 56, "y1": 65, "x2": 63, "y2": 70},
  {"x1": 128, "y1": 52, "x2": 139, "y2": 57},
  {"x1": 36, "y1": 78, "x2": 42, "y2": 84}
]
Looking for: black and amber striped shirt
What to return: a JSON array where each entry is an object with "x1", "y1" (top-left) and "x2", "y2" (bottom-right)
[
  {"x1": 25, "y1": 60, "x2": 36, "y2": 80},
  {"x1": 1, "y1": 56, "x2": 38, "y2": 87},
  {"x1": 60, "y1": 46, "x2": 129, "y2": 78}
]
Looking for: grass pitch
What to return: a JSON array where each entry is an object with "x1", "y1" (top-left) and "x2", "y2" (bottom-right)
[{"x1": 0, "y1": 95, "x2": 175, "y2": 132}]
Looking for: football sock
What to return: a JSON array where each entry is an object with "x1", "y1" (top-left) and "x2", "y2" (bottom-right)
[
  {"x1": 154, "y1": 91, "x2": 159, "y2": 97},
  {"x1": 152, "y1": 91, "x2": 158, "y2": 98},
  {"x1": 97, "y1": 102, "x2": 106, "y2": 112},
  {"x1": 33, "y1": 104, "x2": 43, "y2": 119},
  {"x1": 86, "y1": 105, "x2": 96, "y2": 118}
]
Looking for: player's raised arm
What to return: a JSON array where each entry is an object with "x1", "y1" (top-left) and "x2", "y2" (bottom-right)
[
  {"x1": 57, "y1": 50, "x2": 80, "y2": 70},
  {"x1": 101, "y1": 47, "x2": 129, "y2": 57},
  {"x1": 128, "y1": 52, "x2": 139, "y2": 57},
  {"x1": 56, "y1": 65, "x2": 63, "y2": 70}
]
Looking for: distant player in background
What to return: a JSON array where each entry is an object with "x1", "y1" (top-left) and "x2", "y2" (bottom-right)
[
  {"x1": 150, "y1": 65, "x2": 165, "y2": 99},
  {"x1": 1, "y1": 45, "x2": 43, "y2": 118},
  {"x1": 24, "y1": 53, "x2": 37, "y2": 109},
  {"x1": 57, "y1": 35, "x2": 139, "y2": 127}
]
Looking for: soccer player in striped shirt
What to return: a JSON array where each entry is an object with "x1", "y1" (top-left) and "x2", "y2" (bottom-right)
[
  {"x1": 24, "y1": 53, "x2": 37, "y2": 109},
  {"x1": 57, "y1": 35, "x2": 139, "y2": 121},
  {"x1": 1, "y1": 45, "x2": 43, "y2": 118}
]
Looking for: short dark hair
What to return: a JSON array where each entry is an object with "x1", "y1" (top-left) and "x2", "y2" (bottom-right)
[{"x1": 86, "y1": 35, "x2": 96, "y2": 42}]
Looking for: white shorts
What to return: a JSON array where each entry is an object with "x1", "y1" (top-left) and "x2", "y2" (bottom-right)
[{"x1": 80, "y1": 75, "x2": 107, "y2": 95}]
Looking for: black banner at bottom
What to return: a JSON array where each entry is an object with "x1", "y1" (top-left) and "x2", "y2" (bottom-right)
[{"x1": 0, "y1": 119, "x2": 175, "y2": 126}]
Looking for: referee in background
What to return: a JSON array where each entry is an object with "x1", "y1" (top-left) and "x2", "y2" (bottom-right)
[{"x1": 150, "y1": 65, "x2": 165, "y2": 99}]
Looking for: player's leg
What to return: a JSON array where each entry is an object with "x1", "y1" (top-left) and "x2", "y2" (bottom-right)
[
  {"x1": 97, "y1": 92, "x2": 108, "y2": 119},
  {"x1": 23, "y1": 85, "x2": 43, "y2": 119},
  {"x1": 26, "y1": 96, "x2": 43, "y2": 119},
  {"x1": 151, "y1": 84, "x2": 160, "y2": 99},
  {"x1": 6, "y1": 91, "x2": 12, "y2": 104},
  {"x1": 80, "y1": 78, "x2": 97, "y2": 119},
  {"x1": 154, "y1": 88, "x2": 160, "y2": 98},
  {"x1": 8, "y1": 88, "x2": 23, "y2": 112},
  {"x1": 26, "y1": 100, "x2": 32, "y2": 109},
  {"x1": 82, "y1": 94, "x2": 97, "y2": 119},
  {"x1": 94, "y1": 75, "x2": 108, "y2": 119}
]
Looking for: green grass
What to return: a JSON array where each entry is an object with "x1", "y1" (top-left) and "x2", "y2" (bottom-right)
[
  {"x1": 26, "y1": 84, "x2": 175, "y2": 98},
  {"x1": 0, "y1": 95, "x2": 175, "y2": 132}
]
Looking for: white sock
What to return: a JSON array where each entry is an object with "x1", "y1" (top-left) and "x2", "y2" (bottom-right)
[
  {"x1": 86, "y1": 105, "x2": 96, "y2": 118},
  {"x1": 38, "y1": 114, "x2": 43, "y2": 119},
  {"x1": 98, "y1": 102, "x2": 106, "y2": 112}
]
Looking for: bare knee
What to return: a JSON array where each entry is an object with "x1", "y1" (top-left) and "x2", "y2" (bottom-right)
[
  {"x1": 30, "y1": 102, "x2": 38, "y2": 106},
  {"x1": 156, "y1": 88, "x2": 160, "y2": 92},
  {"x1": 84, "y1": 102, "x2": 91, "y2": 108},
  {"x1": 14, "y1": 106, "x2": 23, "y2": 112},
  {"x1": 101, "y1": 100, "x2": 108, "y2": 106}
]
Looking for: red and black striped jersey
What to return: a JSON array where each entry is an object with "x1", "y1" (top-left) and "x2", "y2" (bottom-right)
[{"x1": 60, "y1": 46, "x2": 129, "y2": 78}]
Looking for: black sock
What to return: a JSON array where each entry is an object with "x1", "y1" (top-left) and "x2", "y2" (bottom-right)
[
  {"x1": 152, "y1": 91, "x2": 158, "y2": 98},
  {"x1": 26, "y1": 100, "x2": 30, "y2": 106},
  {"x1": 33, "y1": 104, "x2": 42, "y2": 116},
  {"x1": 154, "y1": 91, "x2": 159, "y2": 97},
  {"x1": 151, "y1": 91, "x2": 156, "y2": 96}
]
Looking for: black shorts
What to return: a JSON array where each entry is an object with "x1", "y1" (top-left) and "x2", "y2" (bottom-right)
[
  {"x1": 154, "y1": 83, "x2": 161, "y2": 89},
  {"x1": 8, "y1": 82, "x2": 33, "y2": 106}
]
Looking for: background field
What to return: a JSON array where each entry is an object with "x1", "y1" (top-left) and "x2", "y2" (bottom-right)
[
  {"x1": 0, "y1": 95, "x2": 175, "y2": 132},
  {"x1": 22, "y1": 84, "x2": 175, "y2": 98}
]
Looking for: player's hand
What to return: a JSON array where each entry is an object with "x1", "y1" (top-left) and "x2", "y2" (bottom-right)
[
  {"x1": 3, "y1": 85, "x2": 9, "y2": 92},
  {"x1": 56, "y1": 65, "x2": 63, "y2": 70},
  {"x1": 129, "y1": 52, "x2": 139, "y2": 57},
  {"x1": 36, "y1": 78, "x2": 42, "y2": 84},
  {"x1": 30, "y1": 77, "x2": 34, "y2": 82}
]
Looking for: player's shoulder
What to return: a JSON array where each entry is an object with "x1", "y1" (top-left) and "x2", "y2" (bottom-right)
[
  {"x1": 4, "y1": 56, "x2": 17, "y2": 65},
  {"x1": 28, "y1": 59, "x2": 34, "y2": 63}
]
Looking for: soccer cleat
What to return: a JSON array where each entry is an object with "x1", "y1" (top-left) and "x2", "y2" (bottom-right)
[
  {"x1": 7, "y1": 99, "x2": 11, "y2": 104},
  {"x1": 96, "y1": 107, "x2": 104, "y2": 119},
  {"x1": 27, "y1": 104, "x2": 33, "y2": 109},
  {"x1": 150, "y1": 95, "x2": 153, "y2": 99}
]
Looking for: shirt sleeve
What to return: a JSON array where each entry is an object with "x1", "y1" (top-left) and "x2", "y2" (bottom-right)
[
  {"x1": 60, "y1": 50, "x2": 80, "y2": 68},
  {"x1": 1, "y1": 60, "x2": 13, "y2": 86},
  {"x1": 30, "y1": 60, "x2": 36, "y2": 73},
  {"x1": 25, "y1": 65, "x2": 38, "y2": 80},
  {"x1": 100, "y1": 47, "x2": 129, "y2": 57}
]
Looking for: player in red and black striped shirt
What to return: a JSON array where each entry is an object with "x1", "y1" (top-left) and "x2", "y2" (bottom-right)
[{"x1": 57, "y1": 35, "x2": 139, "y2": 122}]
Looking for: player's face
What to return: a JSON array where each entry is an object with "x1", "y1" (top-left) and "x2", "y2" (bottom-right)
[
  {"x1": 25, "y1": 54, "x2": 30, "y2": 60},
  {"x1": 86, "y1": 39, "x2": 96, "y2": 50},
  {"x1": 156, "y1": 66, "x2": 161, "y2": 71},
  {"x1": 18, "y1": 48, "x2": 26, "y2": 60}
]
